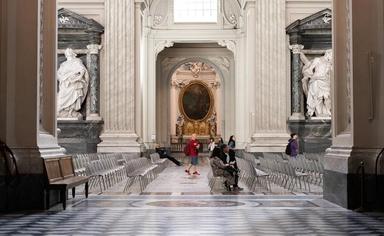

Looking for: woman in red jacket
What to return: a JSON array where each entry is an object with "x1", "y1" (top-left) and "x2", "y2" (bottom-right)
[{"x1": 185, "y1": 133, "x2": 201, "y2": 175}]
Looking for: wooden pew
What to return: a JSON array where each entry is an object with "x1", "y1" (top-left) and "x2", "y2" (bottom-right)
[{"x1": 44, "y1": 156, "x2": 89, "y2": 210}]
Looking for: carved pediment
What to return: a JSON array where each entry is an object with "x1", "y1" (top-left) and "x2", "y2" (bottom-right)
[
  {"x1": 286, "y1": 8, "x2": 332, "y2": 34},
  {"x1": 58, "y1": 8, "x2": 104, "y2": 49},
  {"x1": 58, "y1": 8, "x2": 104, "y2": 33}
]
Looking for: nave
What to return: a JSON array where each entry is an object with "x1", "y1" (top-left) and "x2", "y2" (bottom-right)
[{"x1": 1, "y1": 158, "x2": 384, "y2": 235}]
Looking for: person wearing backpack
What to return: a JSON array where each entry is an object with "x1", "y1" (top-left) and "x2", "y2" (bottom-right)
[
  {"x1": 184, "y1": 133, "x2": 201, "y2": 175},
  {"x1": 285, "y1": 133, "x2": 299, "y2": 158}
]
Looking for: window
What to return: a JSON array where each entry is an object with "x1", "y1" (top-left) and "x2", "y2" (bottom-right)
[{"x1": 174, "y1": 0, "x2": 218, "y2": 23}]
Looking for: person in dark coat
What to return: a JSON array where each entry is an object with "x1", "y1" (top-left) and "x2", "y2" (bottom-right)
[
  {"x1": 155, "y1": 145, "x2": 181, "y2": 166},
  {"x1": 220, "y1": 144, "x2": 243, "y2": 191},
  {"x1": 228, "y1": 135, "x2": 236, "y2": 149},
  {"x1": 288, "y1": 133, "x2": 299, "y2": 158},
  {"x1": 210, "y1": 147, "x2": 235, "y2": 191}
]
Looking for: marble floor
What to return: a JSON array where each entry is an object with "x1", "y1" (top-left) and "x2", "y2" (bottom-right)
[{"x1": 1, "y1": 162, "x2": 384, "y2": 235}]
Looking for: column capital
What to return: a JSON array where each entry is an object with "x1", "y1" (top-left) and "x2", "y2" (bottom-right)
[
  {"x1": 289, "y1": 44, "x2": 304, "y2": 54},
  {"x1": 87, "y1": 44, "x2": 102, "y2": 54}
]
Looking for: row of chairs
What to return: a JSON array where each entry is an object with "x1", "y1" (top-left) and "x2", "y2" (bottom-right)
[
  {"x1": 288, "y1": 155, "x2": 324, "y2": 186},
  {"x1": 243, "y1": 152, "x2": 324, "y2": 191},
  {"x1": 237, "y1": 156, "x2": 271, "y2": 191},
  {"x1": 124, "y1": 157, "x2": 166, "y2": 192},
  {"x1": 72, "y1": 153, "x2": 147, "y2": 193},
  {"x1": 258, "y1": 158, "x2": 311, "y2": 191},
  {"x1": 85, "y1": 154, "x2": 126, "y2": 192}
]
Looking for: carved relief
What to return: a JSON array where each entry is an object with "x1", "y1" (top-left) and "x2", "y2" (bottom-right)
[
  {"x1": 222, "y1": 0, "x2": 241, "y2": 26},
  {"x1": 217, "y1": 40, "x2": 236, "y2": 55},
  {"x1": 150, "y1": 0, "x2": 168, "y2": 27}
]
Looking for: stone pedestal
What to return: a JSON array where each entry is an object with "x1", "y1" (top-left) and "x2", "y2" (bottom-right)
[
  {"x1": 287, "y1": 119, "x2": 331, "y2": 153},
  {"x1": 58, "y1": 120, "x2": 103, "y2": 154},
  {"x1": 324, "y1": 147, "x2": 384, "y2": 210}
]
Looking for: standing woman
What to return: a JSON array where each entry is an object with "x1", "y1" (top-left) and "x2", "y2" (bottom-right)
[
  {"x1": 288, "y1": 133, "x2": 299, "y2": 158},
  {"x1": 208, "y1": 138, "x2": 216, "y2": 154},
  {"x1": 228, "y1": 135, "x2": 236, "y2": 149},
  {"x1": 185, "y1": 133, "x2": 201, "y2": 175}
]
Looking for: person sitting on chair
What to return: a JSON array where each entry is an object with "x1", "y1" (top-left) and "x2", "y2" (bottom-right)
[
  {"x1": 220, "y1": 144, "x2": 243, "y2": 191},
  {"x1": 210, "y1": 147, "x2": 236, "y2": 191},
  {"x1": 155, "y1": 144, "x2": 182, "y2": 166}
]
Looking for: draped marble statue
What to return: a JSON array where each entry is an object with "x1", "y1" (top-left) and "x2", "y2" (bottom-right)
[
  {"x1": 57, "y1": 48, "x2": 89, "y2": 119},
  {"x1": 300, "y1": 50, "x2": 333, "y2": 118}
]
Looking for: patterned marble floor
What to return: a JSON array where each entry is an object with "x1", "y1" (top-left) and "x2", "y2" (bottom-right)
[
  {"x1": 1, "y1": 195, "x2": 384, "y2": 235},
  {"x1": 1, "y1": 161, "x2": 383, "y2": 235}
]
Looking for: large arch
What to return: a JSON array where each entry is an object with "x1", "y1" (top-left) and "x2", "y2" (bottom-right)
[{"x1": 155, "y1": 44, "x2": 235, "y2": 145}]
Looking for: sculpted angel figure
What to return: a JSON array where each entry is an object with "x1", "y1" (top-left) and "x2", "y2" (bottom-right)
[
  {"x1": 300, "y1": 50, "x2": 333, "y2": 118},
  {"x1": 176, "y1": 114, "x2": 185, "y2": 136},
  {"x1": 57, "y1": 48, "x2": 89, "y2": 118},
  {"x1": 207, "y1": 111, "x2": 217, "y2": 137}
]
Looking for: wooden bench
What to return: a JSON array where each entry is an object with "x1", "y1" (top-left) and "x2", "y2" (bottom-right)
[{"x1": 44, "y1": 156, "x2": 89, "y2": 210}]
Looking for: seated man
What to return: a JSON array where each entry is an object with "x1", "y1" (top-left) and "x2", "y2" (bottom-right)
[
  {"x1": 220, "y1": 144, "x2": 243, "y2": 191},
  {"x1": 210, "y1": 147, "x2": 236, "y2": 191},
  {"x1": 155, "y1": 145, "x2": 182, "y2": 166}
]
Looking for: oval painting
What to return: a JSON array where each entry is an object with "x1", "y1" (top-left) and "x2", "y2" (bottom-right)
[{"x1": 181, "y1": 82, "x2": 212, "y2": 121}]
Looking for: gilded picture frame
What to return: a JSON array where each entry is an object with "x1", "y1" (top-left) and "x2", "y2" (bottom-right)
[{"x1": 179, "y1": 81, "x2": 213, "y2": 122}]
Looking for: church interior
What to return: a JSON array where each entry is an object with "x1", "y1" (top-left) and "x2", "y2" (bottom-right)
[{"x1": 1, "y1": 0, "x2": 384, "y2": 234}]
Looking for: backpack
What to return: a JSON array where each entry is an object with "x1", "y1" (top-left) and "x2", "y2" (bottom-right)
[
  {"x1": 184, "y1": 145, "x2": 189, "y2": 156},
  {"x1": 285, "y1": 141, "x2": 292, "y2": 155}
]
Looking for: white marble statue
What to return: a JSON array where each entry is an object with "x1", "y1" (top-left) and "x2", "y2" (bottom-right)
[
  {"x1": 300, "y1": 50, "x2": 333, "y2": 118},
  {"x1": 57, "y1": 48, "x2": 89, "y2": 119}
]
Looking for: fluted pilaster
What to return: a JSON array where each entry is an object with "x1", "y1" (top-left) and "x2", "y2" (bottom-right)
[
  {"x1": 98, "y1": 0, "x2": 140, "y2": 152},
  {"x1": 248, "y1": 0, "x2": 289, "y2": 152}
]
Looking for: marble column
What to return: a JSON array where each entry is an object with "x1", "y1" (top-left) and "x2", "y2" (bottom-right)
[
  {"x1": 134, "y1": 1, "x2": 143, "y2": 143},
  {"x1": 86, "y1": 44, "x2": 102, "y2": 120},
  {"x1": 0, "y1": 0, "x2": 65, "y2": 210},
  {"x1": 289, "y1": 44, "x2": 305, "y2": 120},
  {"x1": 98, "y1": 0, "x2": 140, "y2": 153},
  {"x1": 247, "y1": 0, "x2": 289, "y2": 152}
]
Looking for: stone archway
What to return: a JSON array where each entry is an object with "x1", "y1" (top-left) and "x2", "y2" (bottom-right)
[{"x1": 155, "y1": 44, "x2": 235, "y2": 146}]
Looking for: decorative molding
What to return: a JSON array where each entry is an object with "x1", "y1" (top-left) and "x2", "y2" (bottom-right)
[
  {"x1": 223, "y1": 0, "x2": 241, "y2": 26},
  {"x1": 155, "y1": 40, "x2": 174, "y2": 56},
  {"x1": 289, "y1": 44, "x2": 304, "y2": 54},
  {"x1": 86, "y1": 44, "x2": 102, "y2": 54},
  {"x1": 153, "y1": 15, "x2": 163, "y2": 26},
  {"x1": 206, "y1": 56, "x2": 231, "y2": 73},
  {"x1": 217, "y1": 40, "x2": 236, "y2": 55}
]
